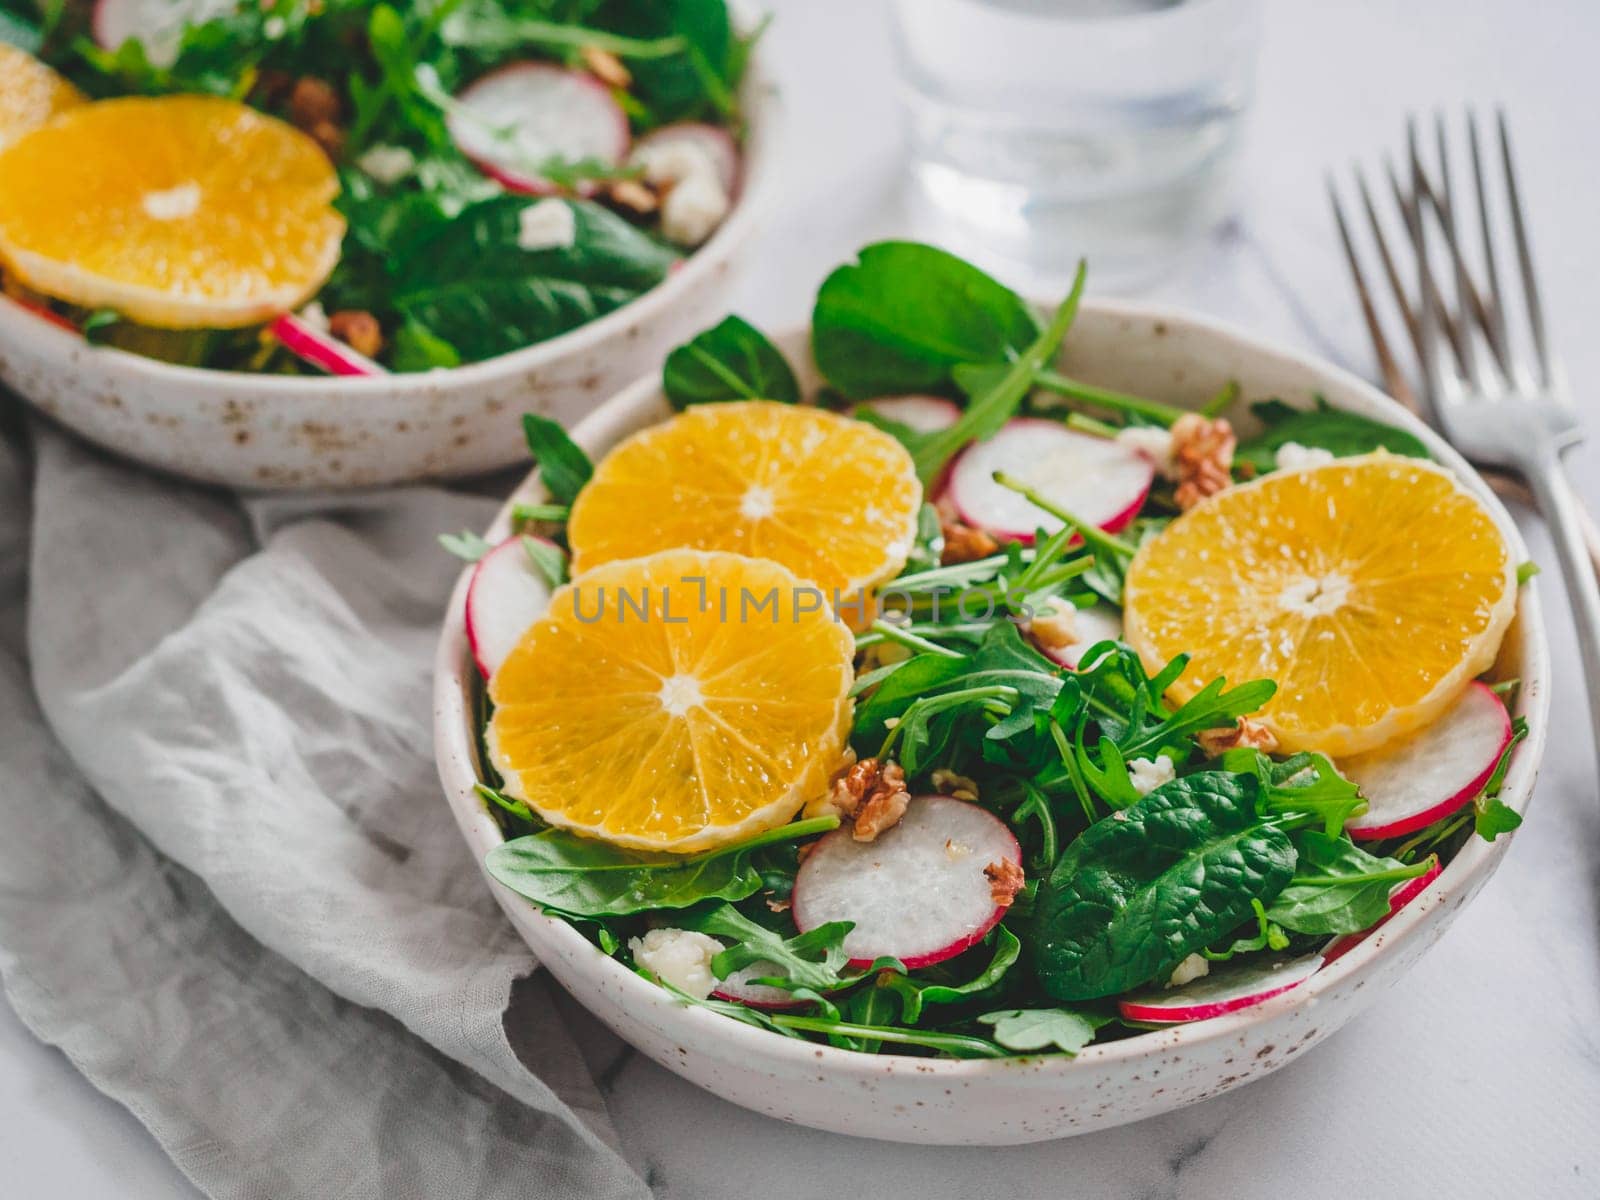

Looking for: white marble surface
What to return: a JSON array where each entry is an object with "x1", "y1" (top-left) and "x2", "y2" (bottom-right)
[{"x1": 6, "y1": 1, "x2": 1600, "y2": 1196}]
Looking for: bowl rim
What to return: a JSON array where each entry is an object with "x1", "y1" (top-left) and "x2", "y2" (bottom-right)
[
  {"x1": 0, "y1": 50, "x2": 780, "y2": 396},
  {"x1": 432, "y1": 297, "x2": 1550, "y2": 1079}
]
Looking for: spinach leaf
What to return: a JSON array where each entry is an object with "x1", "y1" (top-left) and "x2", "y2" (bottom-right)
[
  {"x1": 0, "y1": 5, "x2": 40, "y2": 53},
  {"x1": 392, "y1": 197, "x2": 679, "y2": 363},
  {"x1": 662, "y1": 315, "x2": 800, "y2": 408},
  {"x1": 1264, "y1": 832, "x2": 1431, "y2": 935},
  {"x1": 485, "y1": 816, "x2": 836, "y2": 918},
  {"x1": 522, "y1": 414, "x2": 593, "y2": 505},
  {"x1": 674, "y1": 903, "x2": 854, "y2": 991},
  {"x1": 595, "y1": 0, "x2": 737, "y2": 124},
  {"x1": 391, "y1": 317, "x2": 462, "y2": 371},
  {"x1": 976, "y1": 1007, "x2": 1110, "y2": 1055},
  {"x1": 1029, "y1": 772, "x2": 1297, "y2": 1000},
  {"x1": 1235, "y1": 398, "x2": 1431, "y2": 474},
  {"x1": 877, "y1": 927, "x2": 1021, "y2": 1022},
  {"x1": 811, "y1": 241, "x2": 1039, "y2": 400}
]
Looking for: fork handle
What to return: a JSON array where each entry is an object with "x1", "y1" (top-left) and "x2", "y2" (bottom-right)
[
  {"x1": 1483, "y1": 467, "x2": 1600, "y2": 580},
  {"x1": 1525, "y1": 452, "x2": 1600, "y2": 757}
]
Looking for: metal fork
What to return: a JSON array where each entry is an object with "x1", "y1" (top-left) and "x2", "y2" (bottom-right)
[{"x1": 1334, "y1": 110, "x2": 1600, "y2": 759}]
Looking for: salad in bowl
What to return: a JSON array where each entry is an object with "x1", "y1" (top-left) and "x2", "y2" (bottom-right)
[
  {"x1": 435, "y1": 242, "x2": 1544, "y2": 1141},
  {"x1": 0, "y1": 0, "x2": 773, "y2": 488}
]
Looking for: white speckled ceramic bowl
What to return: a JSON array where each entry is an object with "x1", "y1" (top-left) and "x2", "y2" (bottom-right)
[
  {"x1": 0, "y1": 58, "x2": 778, "y2": 491},
  {"x1": 432, "y1": 306, "x2": 1548, "y2": 1145}
]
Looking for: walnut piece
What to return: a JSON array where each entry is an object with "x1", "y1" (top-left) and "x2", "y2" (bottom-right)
[
  {"x1": 1026, "y1": 598, "x2": 1079, "y2": 652},
  {"x1": 580, "y1": 46, "x2": 633, "y2": 88},
  {"x1": 983, "y1": 859, "x2": 1025, "y2": 907},
  {"x1": 930, "y1": 768, "x2": 979, "y2": 802},
  {"x1": 328, "y1": 310, "x2": 383, "y2": 359},
  {"x1": 1197, "y1": 716, "x2": 1279, "y2": 758},
  {"x1": 607, "y1": 178, "x2": 659, "y2": 214},
  {"x1": 1170, "y1": 413, "x2": 1236, "y2": 511},
  {"x1": 826, "y1": 756, "x2": 911, "y2": 842},
  {"x1": 940, "y1": 518, "x2": 998, "y2": 565}
]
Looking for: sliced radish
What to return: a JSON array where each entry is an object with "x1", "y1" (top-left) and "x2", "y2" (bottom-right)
[
  {"x1": 1322, "y1": 858, "x2": 1444, "y2": 964},
  {"x1": 853, "y1": 395, "x2": 961, "y2": 434},
  {"x1": 270, "y1": 314, "x2": 388, "y2": 377},
  {"x1": 631, "y1": 122, "x2": 741, "y2": 197},
  {"x1": 1343, "y1": 682, "x2": 1512, "y2": 841},
  {"x1": 94, "y1": 0, "x2": 236, "y2": 70},
  {"x1": 5, "y1": 294, "x2": 79, "y2": 334},
  {"x1": 465, "y1": 538, "x2": 555, "y2": 678},
  {"x1": 711, "y1": 961, "x2": 807, "y2": 1010},
  {"x1": 1039, "y1": 604, "x2": 1124, "y2": 670},
  {"x1": 1118, "y1": 954, "x2": 1324, "y2": 1024},
  {"x1": 450, "y1": 63, "x2": 629, "y2": 196},
  {"x1": 947, "y1": 419, "x2": 1154, "y2": 543},
  {"x1": 790, "y1": 795, "x2": 1021, "y2": 970}
]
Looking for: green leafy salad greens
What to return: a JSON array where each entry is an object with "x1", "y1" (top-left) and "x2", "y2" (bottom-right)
[
  {"x1": 451, "y1": 241, "x2": 1531, "y2": 1060},
  {"x1": 0, "y1": 0, "x2": 756, "y2": 371}
]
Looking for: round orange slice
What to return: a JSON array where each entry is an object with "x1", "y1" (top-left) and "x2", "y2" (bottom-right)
[
  {"x1": 1123, "y1": 453, "x2": 1516, "y2": 756},
  {"x1": 487, "y1": 549, "x2": 856, "y2": 853},
  {"x1": 0, "y1": 46, "x2": 83, "y2": 151},
  {"x1": 0, "y1": 95, "x2": 343, "y2": 328},
  {"x1": 567, "y1": 401, "x2": 923, "y2": 606}
]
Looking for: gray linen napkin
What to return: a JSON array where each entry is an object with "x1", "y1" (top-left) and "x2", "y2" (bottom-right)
[{"x1": 0, "y1": 403, "x2": 649, "y2": 1200}]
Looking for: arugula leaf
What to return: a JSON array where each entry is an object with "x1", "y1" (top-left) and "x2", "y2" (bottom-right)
[
  {"x1": 0, "y1": 6, "x2": 41, "y2": 54},
  {"x1": 876, "y1": 927, "x2": 1021, "y2": 1023},
  {"x1": 1475, "y1": 715, "x2": 1528, "y2": 840},
  {"x1": 976, "y1": 1007, "x2": 1110, "y2": 1055},
  {"x1": 674, "y1": 903, "x2": 853, "y2": 991},
  {"x1": 1200, "y1": 898, "x2": 1288, "y2": 960},
  {"x1": 485, "y1": 816, "x2": 836, "y2": 918},
  {"x1": 662, "y1": 315, "x2": 800, "y2": 408},
  {"x1": 439, "y1": 529, "x2": 494, "y2": 562},
  {"x1": 811, "y1": 241, "x2": 1040, "y2": 400},
  {"x1": 522, "y1": 414, "x2": 593, "y2": 505},
  {"x1": 522, "y1": 535, "x2": 568, "y2": 587},
  {"x1": 908, "y1": 262, "x2": 1087, "y2": 485},
  {"x1": 1235, "y1": 398, "x2": 1431, "y2": 473},
  {"x1": 391, "y1": 317, "x2": 462, "y2": 371},
  {"x1": 1029, "y1": 772, "x2": 1297, "y2": 1000},
  {"x1": 392, "y1": 197, "x2": 679, "y2": 363},
  {"x1": 1516, "y1": 560, "x2": 1540, "y2": 585},
  {"x1": 1218, "y1": 747, "x2": 1366, "y2": 834},
  {"x1": 1263, "y1": 833, "x2": 1430, "y2": 935}
]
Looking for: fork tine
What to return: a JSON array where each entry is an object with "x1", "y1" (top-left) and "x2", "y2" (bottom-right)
[
  {"x1": 1329, "y1": 175, "x2": 1422, "y2": 415},
  {"x1": 1467, "y1": 109, "x2": 1512, "y2": 366},
  {"x1": 1391, "y1": 147, "x2": 1466, "y2": 372},
  {"x1": 1498, "y1": 109, "x2": 1553, "y2": 386},
  {"x1": 1409, "y1": 124, "x2": 1454, "y2": 403},
  {"x1": 1356, "y1": 167, "x2": 1424, "y2": 366},
  {"x1": 1431, "y1": 112, "x2": 1499, "y2": 380}
]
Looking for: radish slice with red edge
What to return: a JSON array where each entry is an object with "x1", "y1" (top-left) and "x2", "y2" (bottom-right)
[
  {"x1": 947, "y1": 418, "x2": 1154, "y2": 543},
  {"x1": 853, "y1": 395, "x2": 961, "y2": 434},
  {"x1": 450, "y1": 63, "x2": 629, "y2": 196},
  {"x1": 94, "y1": 0, "x2": 235, "y2": 70},
  {"x1": 1343, "y1": 682, "x2": 1512, "y2": 841},
  {"x1": 270, "y1": 314, "x2": 388, "y2": 377},
  {"x1": 465, "y1": 538, "x2": 555, "y2": 678},
  {"x1": 631, "y1": 122, "x2": 741, "y2": 196},
  {"x1": 790, "y1": 794, "x2": 1021, "y2": 970},
  {"x1": 1322, "y1": 858, "x2": 1444, "y2": 964},
  {"x1": 711, "y1": 961, "x2": 807, "y2": 1010},
  {"x1": 1039, "y1": 604, "x2": 1123, "y2": 670},
  {"x1": 1118, "y1": 953, "x2": 1324, "y2": 1024},
  {"x1": 5, "y1": 294, "x2": 79, "y2": 334}
]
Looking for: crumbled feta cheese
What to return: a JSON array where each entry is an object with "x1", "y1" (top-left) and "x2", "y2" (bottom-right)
[
  {"x1": 1116, "y1": 425, "x2": 1178, "y2": 480},
  {"x1": 1127, "y1": 754, "x2": 1176, "y2": 797},
  {"x1": 1166, "y1": 953, "x2": 1211, "y2": 989},
  {"x1": 356, "y1": 144, "x2": 417, "y2": 186},
  {"x1": 1274, "y1": 441, "x2": 1336, "y2": 472},
  {"x1": 296, "y1": 301, "x2": 330, "y2": 335},
  {"x1": 263, "y1": 14, "x2": 286, "y2": 38},
  {"x1": 660, "y1": 170, "x2": 730, "y2": 247},
  {"x1": 516, "y1": 199, "x2": 577, "y2": 252},
  {"x1": 628, "y1": 928, "x2": 724, "y2": 999}
]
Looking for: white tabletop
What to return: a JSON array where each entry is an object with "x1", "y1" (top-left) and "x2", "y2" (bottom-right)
[{"x1": 6, "y1": 2, "x2": 1599, "y2": 1196}]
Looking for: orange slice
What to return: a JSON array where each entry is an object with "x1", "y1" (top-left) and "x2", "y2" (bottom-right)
[
  {"x1": 1123, "y1": 453, "x2": 1516, "y2": 756},
  {"x1": 0, "y1": 46, "x2": 83, "y2": 151},
  {"x1": 566, "y1": 402, "x2": 922, "y2": 606},
  {"x1": 0, "y1": 95, "x2": 343, "y2": 328},
  {"x1": 487, "y1": 549, "x2": 856, "y2": 853}
]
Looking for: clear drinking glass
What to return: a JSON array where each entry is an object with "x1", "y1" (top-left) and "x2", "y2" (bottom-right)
[{"x1": 892, "y1": 0, "x2": 1262, "y2": 289}]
